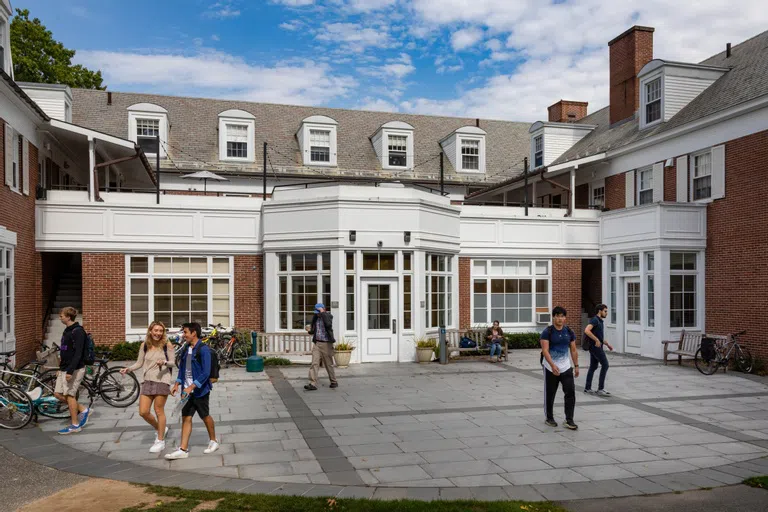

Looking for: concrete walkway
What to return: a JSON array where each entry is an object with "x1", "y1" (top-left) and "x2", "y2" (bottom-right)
[{"x1": 2, "y1": 350, "x2": 768, "y2": 502}]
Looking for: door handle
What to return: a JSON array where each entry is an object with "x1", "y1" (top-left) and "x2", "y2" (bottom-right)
[{"x1": 392, "y1": 319, "x2": 397, "y2": 334}]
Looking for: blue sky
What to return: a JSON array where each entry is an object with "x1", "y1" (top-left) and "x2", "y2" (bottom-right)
[{"x1": 14, "y1": 0, "x2": 768, "y2": 121}]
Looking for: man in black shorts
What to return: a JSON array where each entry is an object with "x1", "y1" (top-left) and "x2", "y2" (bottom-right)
[{"x1": 165, "y1": 322, "x2": 218, "y2": 459}]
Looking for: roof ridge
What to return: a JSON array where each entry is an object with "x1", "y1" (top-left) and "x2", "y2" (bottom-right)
[{"x1": 699, "y1": 27, "x2": 768, "y2": 64}]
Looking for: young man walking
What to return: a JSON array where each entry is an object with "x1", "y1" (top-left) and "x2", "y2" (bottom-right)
[
  {"x1": 165, "y1": 322, "x2": 219, "y2": 459},
  {"x1": 584, "y1": 304, "x2": 614, "y2": 396},
  {"x1": 305, "y1": 303, "x2": 338, "y2": 391},
  {"x1": 540, "y1": 306, "x2": 579, "y2": 430},
  {"x1": 54, "y1": 307, "x2": 91, "y2": 435}
]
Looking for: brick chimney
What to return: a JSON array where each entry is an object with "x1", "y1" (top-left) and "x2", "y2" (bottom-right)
[
  {"x1": 608, "y1": 25, "x2": 654, "y2": 125},
  {"x1": 548, "y1": 100, "x2": 588, "y2": 123}
]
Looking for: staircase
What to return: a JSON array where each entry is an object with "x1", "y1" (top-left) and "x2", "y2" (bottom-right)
[{"x1": 44, "y1": 260, "x2": 83, "y2": 347}]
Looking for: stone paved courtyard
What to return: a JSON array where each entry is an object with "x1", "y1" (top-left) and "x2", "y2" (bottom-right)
[{"x1": 3, "y1": 349, "x2": 768, "y2": 501}]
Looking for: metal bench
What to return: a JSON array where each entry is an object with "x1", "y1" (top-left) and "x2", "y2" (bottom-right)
[
  {"x1": 446, "y1": 329, "x2": 508, "y2": 361},
  {"x1": 662, "y1": 330, "x2": 728, "y2": 365}
]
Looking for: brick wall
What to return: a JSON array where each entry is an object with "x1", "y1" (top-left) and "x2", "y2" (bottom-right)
[
  {"x1": 608, "y1": 26, "x2": 654, "y2": 125},
  {"x1": 459, "y1": 257, "x2": 470, "y2": 329},
  {"x1": 234, "y1": 254, "x2": 263, "y2": 331},
  {"x1": 82, "y1": 253, "x2": 125, "y2": 344},
  {"x1": 548, "y1": 101, "x2": 588, "y2": 123},
  {"x1": 705, "y1": 130, "x2": 768, "y2": 362},
  {"x1": 0, "y1": 120, "x2": 41, "y2": 364},
  {"x1": 605, "y1": 173, "x2": 626, "y2": 210},
  {"x1": 552, "y1": 259, "x2": 582, "y2": 330},
  {"x1": 664, "y1": 160, "x2": 678, "y2": 202}
]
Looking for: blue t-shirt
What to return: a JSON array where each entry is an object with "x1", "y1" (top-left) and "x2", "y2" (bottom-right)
[
  {"x1": 589, "y1": 316, "x2": 604, "y2": 345},
  {"x1": 540, "y1": 325, "x2": 575, "y2": 373}
]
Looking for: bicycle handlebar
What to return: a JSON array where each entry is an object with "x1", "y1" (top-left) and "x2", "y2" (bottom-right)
[{"x1": 734, "y1": 329, "x2": 747, "y2": 336}]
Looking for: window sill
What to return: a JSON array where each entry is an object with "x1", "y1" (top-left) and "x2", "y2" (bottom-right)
[
  {"x1": 383, "y1": 165, "x2": 411, "y2": 171},
  {"x1": 7, "y1": 186, "x2": 22, "y2": 196},
  {"x1": 690, "y1": 197, "x2": 714, "y2": 205},
  {"x1": 456, "y1": 169, "x2": 484, "y2": 174},
  {"x1": 220, "y1": 157, "x2": 254, "y2": 163},
  {"x1": 304, "y1": 161, "x2": 336, "y2": 167}
]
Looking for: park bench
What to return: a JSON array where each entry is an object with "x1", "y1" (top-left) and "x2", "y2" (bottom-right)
[
  {"x1": 257, "y1": 332, "x2": 314, "y2": 357},
  {"x1": 662, "y1": 330, "x2": 728, "y2": 365},
  {"x1": 446, "y1": 329, "x2": 508, "y2": 361}
]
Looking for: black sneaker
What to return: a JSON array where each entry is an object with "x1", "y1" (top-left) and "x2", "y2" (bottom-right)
[
  {"x1": 545, "y1": 418, "x2": 558, "y2": 427},
  {"x1": 329, "y1": 382, "x2": 338, "y2": 389},
  {"x1": 564, "y1": 420, "x2": 578, "y2": 430},
  {"x1": 304, "y1": 384, "x2": 318, "y2": 391}
]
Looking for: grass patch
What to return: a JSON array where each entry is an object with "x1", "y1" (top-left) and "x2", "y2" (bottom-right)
[
  {"x1": 121, "y1": 485, "x2": 566, "y2": 512},
  {"x1": 744, "y1": 476, "x2": 768, "y2": 489},
  {"x1": 263, "y1": 357, "x2": 292, "y2": 366}
]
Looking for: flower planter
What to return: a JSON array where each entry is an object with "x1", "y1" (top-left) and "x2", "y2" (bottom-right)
[
  {"x1": 416, "y1": 347, "x2": 435, "y2": 363},
  {"x1": 334, "y1": 349, "x2": 353, "y2": 368}
]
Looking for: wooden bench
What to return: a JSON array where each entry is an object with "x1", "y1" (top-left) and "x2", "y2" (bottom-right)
[
  {"x1": 445, "y1": 329, "x2": 508, "y2": 361},
  {"x1": 257, "y1": 332, "x2": 314, "y2": 357},
  {"x1": 662, "y1": 330, "x2": 728, "y2": 365}
]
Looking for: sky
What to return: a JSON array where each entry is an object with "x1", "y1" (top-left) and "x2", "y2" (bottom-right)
[{"x1": 14, "y1": 0, "x2": 768, "y2": 122}]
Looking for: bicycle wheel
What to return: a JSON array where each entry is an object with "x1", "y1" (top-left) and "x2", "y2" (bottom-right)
[
  {"x1": 694, "y1": 347, "x2": 720, "y2": 375},
  {"x1": 36, "y1": 370, "x2": 87, "y2": 418},
  {"x1": 734, "y1": 345, "x2": 754, "y2": 374},
  {"x1": 0, "y1": 385, "x2": 34, "y2": 429},
  {"x1": 98, "y1": 368, "x2": 140, "y2": 407},
  {"x1": 232, "y1": 340, "x2": 250, "y2": 367}
]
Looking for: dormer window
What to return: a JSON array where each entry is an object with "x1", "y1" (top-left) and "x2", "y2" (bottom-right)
[
  {"x1": 534, "y1": 135, "x2": 543, "y2": 168},
  {"x1": 461, "y1": 139, "x2": 480, "y2": 170},
  {"x1": 136, "y1": 118, "x2": 160, "y2": 154},
  {"x1": 128, "y1": 103, "x2": 169, "y2": 158},
  {"x1": 440, "y1": 126, "x2": 486, "y2": 173},
  {"x1": 298, "y1": 115, "x2": 338, "y2": 167},
  {"x1": 218, "y1": 109, "x2": 256, "y2": 162},
  {"x1": 309, "y1": 129, "x2": 331, "y2": 163},
  {"x1": 387, "y1": 134, "x2": 407, "y2": 167},
  {"x1": 372, "y1": 121, "x2": 414, "y2": 171},
  {"x1": 645, "y1": 77, "x2": 662, "y2": 124}
]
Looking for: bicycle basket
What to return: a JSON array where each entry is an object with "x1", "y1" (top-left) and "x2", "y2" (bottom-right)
[{"x1": 700, "y1": 337, "x2": 716, "y2": 363}]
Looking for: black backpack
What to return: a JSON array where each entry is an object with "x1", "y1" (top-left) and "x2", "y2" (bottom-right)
[
  {"x1": 189, "y1": 343, "x2": 220, "y2": 384},
  {"x1": 76, "y1": 327, "x2": 96, "y2": 365},
  {"x1": 144, "y1": 342, "x2": 173, "y2": 377}
]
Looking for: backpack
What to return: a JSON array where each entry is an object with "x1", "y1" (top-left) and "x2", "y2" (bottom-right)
[
  {"x1": 189, "y1": 343, "x2": 220, "y2": 384},
  {"x1": 581, "y1": 333, "x2": 592, "y2": 351},
  {"x1": 77, "y1": 327, "x2": 96, "y2": 365},
  {"x1": 459, "y1": 337, "x2": 477, "y2": 349},
  {"x1": 144, "y1": 342, "x2": 173, "y2": 377}
]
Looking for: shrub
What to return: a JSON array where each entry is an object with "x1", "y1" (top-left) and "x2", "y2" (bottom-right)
[
  {"x1": 504, "y1": 332, "x2": 542, "y2": 350},
  {"x1": 415, "y1": 337, "x2": 437, "y2": 349},
  {"x1": 100, "y1": 341, "x2": 142, "y2": 361},
  {"x1": 263, "y1": 357, "x2": 291, "y2": 366}
]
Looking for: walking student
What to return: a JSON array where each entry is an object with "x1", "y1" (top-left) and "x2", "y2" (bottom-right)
[
  {"x1": 120, "y1": 321, "x2": 175, "y2": 453},
  {"x1": 584, "y1": 304, "x2": 614, "y2": 396},
  {"x1": 540, "y1": 306, "x2": 579, "y2": 430},
  {"x1": 305, "y1": 303, "x2": 338, "y2": 391},
  {"x1": 54, "y1": 307, "x2": 91, "y2": 435},
  {"x1": 165, "y1": 322, "x2": 219, "y2": 459},
  {"x1": 486, "y1": 320, "x2": 504, "y2": 362}
]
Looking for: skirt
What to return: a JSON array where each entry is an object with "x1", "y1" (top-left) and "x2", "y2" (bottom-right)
[{"x1": 140, "y1": 380, "x2": 171, "y2": 396}]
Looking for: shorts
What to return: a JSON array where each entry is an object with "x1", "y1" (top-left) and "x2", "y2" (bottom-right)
[
  {"x1": 140, "y1": 381, "x2": 171, "y2": 396},
  {"x1": 181, "y1": 393, "x2": 210, "y2": 419},
  {"x1": 54, "y1": 368, "x2": 86, "y2": 397}
]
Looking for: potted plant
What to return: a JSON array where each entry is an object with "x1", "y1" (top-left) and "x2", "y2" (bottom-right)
[
  {"x1": 414, "y1": 337, "x2": 437, "y2": 363},
  {"x1": 334, "y1": 339, "x2": 355, "y2": 368}
]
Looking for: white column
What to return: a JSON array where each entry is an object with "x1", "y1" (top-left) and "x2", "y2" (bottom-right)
[
  {"x1": 88, "y1": 137, "x2": 95, "y2": 202},
  {"x1": 657, "y1": 249, "x2": 670, "y2": 359},
  {"x1": 331, "y1": 249, "x2": 344, "y2": 340},
  {"x1": 263, "y1": 252, "x2": 278, "y2": 333},
  {"x1": 570, "y1": 168, "x2": 576, "y2": 211}
]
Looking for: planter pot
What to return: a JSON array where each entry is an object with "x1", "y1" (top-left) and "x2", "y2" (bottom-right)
[
  {"x1": 416, "y1": 347, "x2": 435, "y2": 363},
  {"x1": 334, "y1": 350, "x2": 353, "y2": 368}
]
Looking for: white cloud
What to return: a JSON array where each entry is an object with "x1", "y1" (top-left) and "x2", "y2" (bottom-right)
[
  {"x1": 279, "y1": 20, "x2": 303, "y2": 31},
  {"x1": 75, "y1": 49, "x2": 357, "y2": 106},
  {"x1": 204, "y1": 1, "x2": 241, "y2": 19},
  {"x1": 451, "y1": 26, "x2": 484, "y2": 51},
  {"x1": 316, "y1": 22, "x2": 392, "y2": 53},
  {"x1": 341, "y1": 0, "x2": 399, "y2": 12},
  {"x1": 434, "y1": 55, "x2": 463, "y2": 74},
  {"x1": 358, "y1": 53, "x2": 415, "y2": 100},
  {"x1": 271, "y1": 0, "x2": 315, "y2": 6},
  {"x1": 358, "y1": 97, "x2": 398, "y2": 112},
  {"x1": 211, "y1": 34, "x2": 221, "y2": 41},
  {"x1": 484, "y1": 38, "x2": 502, "y2": 52}
]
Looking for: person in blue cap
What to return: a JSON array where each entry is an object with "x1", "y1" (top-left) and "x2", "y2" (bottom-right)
[{"x1": 305, "y1": 303, "x2": 338, "y2": 391}]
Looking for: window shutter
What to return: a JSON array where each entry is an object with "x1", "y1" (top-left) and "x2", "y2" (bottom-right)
[
  {"x1": 625, "y1": 170, "x2": 635, "y2": 207},
  {"x1": 711, "y1": 145, "x2": 725, "y2": 200},
  {"x1": 4, "y1": 124, "x2": 12, "y2": 187},
  {"x1": 676, "y1": 155, "x2": 688, "y2": 202},
  {"x1": 652, "y1": 162, "x2": 663, "y2": 202},
  {"x1": 22, "y1": 137, "x2": 29, "y2": 195}
]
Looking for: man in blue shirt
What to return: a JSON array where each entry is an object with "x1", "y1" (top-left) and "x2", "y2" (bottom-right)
[
  {"x1": 540, "y1": 306, "x2": 579, "y2": 430},
  {"x1": 584, "y1": 304, "x2": 614, "y2": 396}
]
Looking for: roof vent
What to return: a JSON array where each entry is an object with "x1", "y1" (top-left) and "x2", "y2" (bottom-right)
[{"x1": 726, "y1": 42, "x2": 731, "y2": 58}]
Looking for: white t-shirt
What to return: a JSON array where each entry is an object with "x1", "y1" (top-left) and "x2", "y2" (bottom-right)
[{"x1": 184, "y1": 347, "x2": 194, "y2": 388}]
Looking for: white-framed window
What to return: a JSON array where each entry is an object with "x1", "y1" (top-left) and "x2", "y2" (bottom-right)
[
  {"x1": 403, "y1": 252, "x2": 413, "y2": 330},
  {"x1": 670, "y1": 252, "x2": 697, "y2": 328},
  {"x1": 345, "y1": 252, "x2": 355, "y2": 331},
  {"x1": 646, "y1": 253, "x2": 655, "y2": 328},
  {"x1": 11, "y1": 128, "x2": 19, "y2": 191},
  {"x1": 225, "y1": 123, "x2": 249, "y2": 159},
  {"x1": 591, "y1": 181, "x2": 605, "y2": 208},
  {"x1": 534, "y1": 135, "x2": 543, "y2": 168},
  {"x1": 638, "y1": 167, "x2": 653, "y2": 205},
  {"x1": 362, "y1": 252, "x2": 396, "y2": 271},
  {"x1": 126, "y1": 256, "x2": 233, "y2": 331},
  {"x1": 277, "y1": 253, "x2": 331, "y2": 330},
  {"x1": 472, "y1": 259, "x2": 550, "y2": 326},
  {"x1": 426, "y1": 254, "x2": 453, "y2": 328},
  {"x1": 387, "y1": 134, "x2": 407, "y2": 168},
  {"x1": 0, "y1": 245, "x2": 14, "y2": 342},
  {"x1": 460, "y1": 138, "x2": 480, "y2": 171},
  {"x1": 691, "y1": 151, "x2": 712, "y2": 201},
  {"x1": 218, "y1": 111, "x2": 255, "y2": 162},
  {"x1": 128, "y1": 104, "x2": 169, "y2": 158},
  {"x1": 623, "y1": 253, "x2": 640, "y2": 273},
  {"x1": 309, "y1": 129, "x2": 331, "y2": 163},
  {"x1": 645, "y1": 77, "x2": 662, "y2": 125},
  {"x1": 609, "y1": 256, "x2": 616, "y2": 324}
]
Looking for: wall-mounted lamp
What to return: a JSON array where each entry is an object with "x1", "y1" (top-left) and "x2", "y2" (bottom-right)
[
  {"x1": 404, "y1": 231, "x2": 411, "y2": 243},
  {"x1": 349, "y1": 230, "x2": 356, "y2": 242},
  {"x1": 664, "y1": 158, "x2": 674, "y2": 168}
]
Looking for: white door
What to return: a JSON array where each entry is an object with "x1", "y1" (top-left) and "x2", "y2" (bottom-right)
[
  {"x1": 625, "y1": 278, "x2": 642, "y2": 355},
  {"x1": 362, "y1": 278, "x2": 398, "y2": 362}
]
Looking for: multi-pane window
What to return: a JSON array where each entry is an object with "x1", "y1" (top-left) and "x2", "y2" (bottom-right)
[
  {"x1": 426, "y1": 254, "x2": 452, "y2": 328},
  {"x1": 277, "y1": 253, "x2": 331, "y2": 330},
  {"x1": 362, "y1": 253, "x2": 396, "y2": 271},
  {"x1": 388, "y1": 135, "x2": 407, "y2": 167},
  {"x1": 670, "y1": 252, "x2": 697, "y2": 328},
  {"x1": 403, "y1": 252, "x2": 412, "y2": 330},
  {"x1": 309, "y1": 129, "x2": 331, "y2": 163},
  {"x1": 638, "y1": 168, "x2": 653, "y2": 205},
  {"x1": 645, "y1": 77, "x2": 662, "y2": 124},
  {"x1": 345, "y1": 252, "x2": 355, "y2": 331},
  {"x1": 647, "y1": 253, "x2": 655, "y2": 327},
  {"x1": 367, "y1": 284, "x2": 390, "y2": 329},
  {"x1": 127, "y1": 256, "x2": 232, "y2": 331},
  {"x1": 627, "y1": 281, "x2": 641, "y2": 324},
  {"x1": 692, "y1": 152, "x2": 712, "y2": 200},
  {"x1": 136, "y1": 118, "x2": 160, "y2": 154},
  {"x1": 225, "y1": 124, "x2": 248, "y2": 159},
  {"x1": 534, "y1": 135, "x2": 543, "y2": 168},
  {"x1": 0, "y1": 247, "x2": 13, "y2": 341},
  {"x1": 461, "y1": 139, "x2": 480, "y2": 170},
  {"x1": 623, "y1": 254, "x2": 639, "y2": 272},
  {"x1": 592, "y1": 186, "x2": 605, "y2": 208},
  {"x1": 609, "y1": 256, "x2": 616, "y2": 323},
  {"x1": 472, "y1": 259, "x2": 550, "y2": 325}
]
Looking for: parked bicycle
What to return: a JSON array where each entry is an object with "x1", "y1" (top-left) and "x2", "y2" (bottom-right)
[
  {"x1": 695, "y1": 330, "x2": 753, "y2": 375},
  {"x1": 0, "y1": 342, "x2": 60, "y2": 387},
  {"x1": 208, "y1": 325, "x2": 249, "y2": 368},
  {"x1": 0, "y1": 368, "x2": 74, "y2": 429}
]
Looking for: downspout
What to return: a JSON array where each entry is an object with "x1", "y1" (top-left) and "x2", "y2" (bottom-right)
[{"x1": 540, "y1": 171, "x2": 572, "y2": 217}]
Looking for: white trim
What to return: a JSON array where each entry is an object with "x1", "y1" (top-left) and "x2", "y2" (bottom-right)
[
  {"x1": 126, "y1": 112, "x2": 167, "y2": 158},
  {"x1": 298, "y1": 121, "x2": 338, "y2": 167},
  {"x1": 547, "y1": 152, "x2": 607, "y2": 173},
  {"x1": 127, "y1": 103, "x2": 168, "y2": 114},
  {"x1": 689, "y1": 148, "x2": 713, "y2": 202},
  {"x1": 218, "y1": 108, "x2": 256, "y2": 120},
  {"x1": 640, "y1": 73, "x2": 664, "y2": 129},
  {"x1": 218, "y1": 117, "x2": 256, "y2": 163},
  {"x1": 382, "y1": 129, "x2": 413, "y2": 171},
  {"x1": 457, "y1": 134, "x2": 486, "y2": 173},
  {"x1": 589, "y1": 179, "x2": 605, "y2": 208}
]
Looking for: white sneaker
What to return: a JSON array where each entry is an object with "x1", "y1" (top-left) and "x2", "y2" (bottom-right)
[
  {"x1": 596, "y1": 389, "x2": 612, "y2": 396},
  {"x1": 164, "y1": 448, "x2": 189, "y2": 460},
  {"x1": 203, "y1": 439, "x2": 220, "y2": 454},
  {"x1": 149, "y1": 439, "x2": 166, "y2": 453},
  {"x1": 156, "y1": 426, "x2": 169, "y2": 441}
]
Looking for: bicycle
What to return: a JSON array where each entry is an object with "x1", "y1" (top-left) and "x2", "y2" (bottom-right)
[
  {"x1": 0, "y1": 342, "x2": 60, "y2": 387},
  {"x1": 37, "y1": 351, "x2": 140, "y2": 408},
  {"x1": 694, "y1": 330, "x2": 753, "y2": 375},
  {"x1": 0, "y1": 368, "x2": 75, "y2": 429},
  {"x1": 205, "y1": 324, "x2": 248, "y2": 368}
]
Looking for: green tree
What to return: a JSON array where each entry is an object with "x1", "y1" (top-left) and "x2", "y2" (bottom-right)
[{"x1": 10, "y1": 8, "x2": 105, "y2": 89}]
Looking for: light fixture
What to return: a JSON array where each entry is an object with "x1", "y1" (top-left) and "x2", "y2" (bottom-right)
[
  {"x1": 404, "y1": 231, "x2": 411, "y2": 243},
  {"x1": 349, "y1": 230, "x2": 356, "y2": 242}
]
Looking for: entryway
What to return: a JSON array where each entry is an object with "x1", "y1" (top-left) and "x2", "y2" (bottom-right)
[
  {"x1": 625, "y1": 278, "x2": 642, "y2": 355},
  {"x1": 361, "y1": 278, "x2": 398, "y2": 362}
]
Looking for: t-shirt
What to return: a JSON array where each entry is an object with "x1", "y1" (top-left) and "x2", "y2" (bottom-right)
[
  {"x1": 540, "y1": 325, "x2": 575, "y2": 373},
  {"x1": 184, "y1": 347, "x2": 194, "y2": 388},
  {"x1": 314, "y1": 315, "x2": 329, "y2": 342},
  {"x1": 588, "y1": 316, "x2": 604, "y2": 345}
]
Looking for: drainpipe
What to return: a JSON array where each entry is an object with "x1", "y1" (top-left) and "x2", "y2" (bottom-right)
[{"x1": 540, "y1": 169, "x2": 572, "y2": 217}]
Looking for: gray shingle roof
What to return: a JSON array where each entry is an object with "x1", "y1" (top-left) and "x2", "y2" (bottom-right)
[
  {"x1": 552, "y1": 29, "x2": 768, "y2": 166},
  {"x1": 71, "y1": 89, "x2": 531, "y2": 185}
]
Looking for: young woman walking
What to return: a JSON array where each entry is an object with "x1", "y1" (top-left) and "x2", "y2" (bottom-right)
[{"x1": 121, "y1": 321, "x2": 175, "y2": 453}]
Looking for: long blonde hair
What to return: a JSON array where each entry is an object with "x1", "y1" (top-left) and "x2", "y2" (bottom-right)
[{"x1": 145, "y1": 321, "x2": 168, "y2": 350}]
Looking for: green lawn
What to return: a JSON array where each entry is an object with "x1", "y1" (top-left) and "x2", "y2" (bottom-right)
[
  {"x1": 122, "y1": 485, "x2": 567, "y2": 512},
  {"x1": 744, "y1": 476, "x2": 768, "y2": 489}
]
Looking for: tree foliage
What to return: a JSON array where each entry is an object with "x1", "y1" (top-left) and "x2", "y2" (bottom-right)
[{"x1": 10, "y1": 8, "x2": 105, "y2": 89}]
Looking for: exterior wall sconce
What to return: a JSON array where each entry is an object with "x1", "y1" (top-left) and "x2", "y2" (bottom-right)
[
  {"x1": 349, "y1": 230, "x2": 356, "y2": 242},
  {"x1": 404, "y1": 231, "x2": 411, "y2": 243}
]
